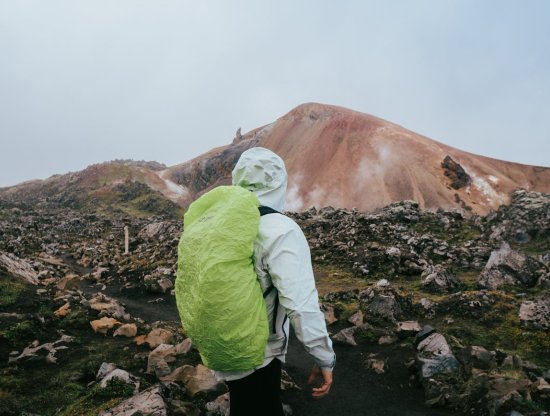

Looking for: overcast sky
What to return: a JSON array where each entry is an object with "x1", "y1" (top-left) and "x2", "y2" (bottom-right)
[{"x1": 1, "y1": 0, "x2": 549, "y2": 187}]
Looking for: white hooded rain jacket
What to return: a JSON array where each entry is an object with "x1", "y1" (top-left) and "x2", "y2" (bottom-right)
[{"x1": 215, "y1": 147, "x2": 336, "y2": 381}]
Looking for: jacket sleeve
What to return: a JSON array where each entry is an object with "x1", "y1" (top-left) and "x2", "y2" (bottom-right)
[{"x1": 265, "y1": 220, "x2": 336, "y2": 370}]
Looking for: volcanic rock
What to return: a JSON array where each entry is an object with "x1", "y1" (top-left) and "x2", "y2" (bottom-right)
[
  {"x1": 519, "y1": 298, "x2": 550, "y2": 329},
  {"x1": 479, "y1": 242, "x2": 544, "y2": 289},
  {"x1": 161, "y1": 364, "x2": 226, "y2": 400},
  {"x1": 147, "y1": 340, "x2": 193, "y2": 378},
  {"x1": 0, "y1": 251, "x2": 39, "y2": 284},
  {"x1": 321, "y1": 304, "x2": 338, "y2": 325},
  {"x1": 206, "y1": 393, "x2": 230, "y2": 416},
  {"x1": 113, "y1": 323, "x2": 138, "y2": 338},
  {"x1": 90, "y1": 317, "x2": 121, "y2": 335},
  {"x1": 416, "y1": 333, "x2": 460, "y2": 379},
  {"x1": 87, "y1": 293, "x2": 130, "y2": 320},
  {"x1": 396, "y1": 321, "x2": 421, "y2": 337},
  {"x1": 359, "y1": 280, "x2": 411, "y2": 323},
  {"x1": 347, "y1": 310, "x2": 365, "y2": 326},
  {"x1": 458, "y1": 346, "x2": 496, "y2": 374},
  {"x1": 136, "y1": 327, "x2": 174, "y2": 349},
  {"x1": 441, "y1": 155, "x2": 471, "y2": 189},
  {"x1": 9, "y1": 335, "x2": 74, "y2": 364},
  {"x1": 99, "y1": 368, "x2": 140, "y2": 394},
  {"x1": 421, "y1": 264, "x2": 462, "y2": 293},
  {"x1": 99, "y1": 384, "x2": 168, "y2": 416}
]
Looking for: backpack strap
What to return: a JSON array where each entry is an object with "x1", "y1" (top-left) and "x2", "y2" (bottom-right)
[
  {"x1": 259, "y1": 206, "x2": 280, "y2": 216},
  {"x1": 258, "y1": 205, "x2": 282, "y2": 334}
]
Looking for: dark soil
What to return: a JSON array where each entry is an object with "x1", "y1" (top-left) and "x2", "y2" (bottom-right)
[{"x1": 282, "y1": 330, "x2": 455, "y2": 416}]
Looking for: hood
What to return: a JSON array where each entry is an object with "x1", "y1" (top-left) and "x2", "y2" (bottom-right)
[{"x1": 232, "y1": 147, "x2": 288, "y2": 212}]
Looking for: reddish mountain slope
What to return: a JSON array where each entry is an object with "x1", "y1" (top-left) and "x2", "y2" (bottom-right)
[
  {"x1": 165, "y1": 103, "x2": 550, "y2": 215},
  {"x1": 2, "y1": 103, "x2": 548, "y2": 216}
]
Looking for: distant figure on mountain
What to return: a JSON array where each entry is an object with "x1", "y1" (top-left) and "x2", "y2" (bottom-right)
[{"x1": 218, "y1": 147, "x2": 336, "y2": 415}]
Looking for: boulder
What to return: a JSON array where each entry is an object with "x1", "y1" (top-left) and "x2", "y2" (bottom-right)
[
  {"x1": 99, "y1": 384, "x2": 167, "y2": 416},
  {"x1": 396, "y1": 321, "x2": 421, "y2": 337},
  {"x1": 146, "y1": 343, "x2": 183, "y2": 378},
  {"x1": 56, "y1": 274, "x2": 80, "y2": 290},
  {"x1": 0, "y1": 251, "x2": 39, "y2": 284},
  {"x1": 113, "y1": 323, "x2": 138, "y2": 338},
  {"x1": 459, "y1": 346, "x2": 496, "y2": 373},
  {"x1": 416, "y1": 332, "x2": 460, "y2": 379},
  {"x1": 54, "y1": 302, "x2": 71, "y2": 317},
  {"x1": 332, "y1": 327, "x2": 358, "y2": 346},
  {"x1": 97, "y1": 362, "x2": 118, "y2": 380},
  {"x1": 161, "y1": 364, "x2": 227, "y2": 400},
  {"x1": 531, "y1": 377, "x2": 550, "y2": 405},
  {"x1": 206, "y1": 393, "x2": 230, "y2": 416},
  {"x1": 100, "y1": 368, "x2": 140, "y2": 394},
  {"x1": 479, "y1": 242, "x2": 543, "y2": 289},
  {"x1": 486, "y1": 378, "x2": 532, "y2": 416},
  {"x1": 519, "y1": 298, "x2": 550, "y2": 329},
  {"x1": 139, "y1": 222, "x2": 167, "y2": 239},
  {"x1": 359, "y1": 280, "x2": 409, "y2": 323},
  {"x1": 136, "y1": 328, "x2": 174, "y2": 349},
  {"x1": 321, "y1": 304, "x2": 338, "y2": 325},
  {"x1": 88, "y1": 293, "x2": 130, "y2": 320},
  {"x1": 421, "y1": 264, "x2": 462, "y2": 293},
  {"x1": 90, "y1": 317, "x2": 121, "y2": 335},
  {"x1": 347, "y1": 310, "x2": 364, "y2": 326}
]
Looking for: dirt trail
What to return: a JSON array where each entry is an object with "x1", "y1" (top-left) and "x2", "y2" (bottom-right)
[
  {"x1": 283, "y1": 332, "x2": 454, "y2": 416},
  {"x1": 62, "y1": 254, "x2": 454, "y2": 416}
]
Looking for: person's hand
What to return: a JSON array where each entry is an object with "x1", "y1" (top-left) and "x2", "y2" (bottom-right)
[{"x1": 307, "y1": 365, "x2": 333, "y2": 399}]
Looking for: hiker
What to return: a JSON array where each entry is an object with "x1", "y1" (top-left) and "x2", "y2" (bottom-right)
[{"x1": 216, "y1": 147, "x2": 336, "y2": 415}]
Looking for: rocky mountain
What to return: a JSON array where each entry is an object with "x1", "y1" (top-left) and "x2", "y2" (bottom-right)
[
  {"x1": 1, "y1": 103, "x2": 549, "y2": 217},
  {"x1": 164, "y1": 103, "x2": 550, "y2": 215}
]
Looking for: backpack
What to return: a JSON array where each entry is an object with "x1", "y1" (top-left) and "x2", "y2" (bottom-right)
[{"x1": 175, "y1": 185, "x2": 273, "y2": 372}]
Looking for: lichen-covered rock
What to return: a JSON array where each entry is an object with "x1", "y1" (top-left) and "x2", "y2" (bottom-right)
[
  {"x1": 458, "y1": 346, "x2": 496, "y2": 374},
  {"x1": 519, "y1": 298, "x2": 550, "y2": 329},
  {"x1": 0, "y1": 251, "x2": 39, "y2": 284},
  {"x1": 99, "y1": 368, "x2": 140, "y2": 394},
  {"x1": 421, "y1": 264, "x2": 462, "y2": 293},
  {"x1": 416, "y1": 332, "x2": 460, "y2": 379},
  {"x1": 479, "y1": 242, "x2": 544, "y2": 290},
  {"x1": 359, "y1": 280, "x2": 411, "y2": 323},
  {"x1": 99, "y1": 384, "x2": 168, "y2": 416}
]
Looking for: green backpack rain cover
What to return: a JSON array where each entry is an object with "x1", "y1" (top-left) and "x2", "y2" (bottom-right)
[{"x1": 175, "y1": 185, "x2": 269, "y2": 372}]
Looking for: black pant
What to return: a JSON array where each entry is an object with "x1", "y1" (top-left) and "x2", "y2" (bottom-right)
[{"x1": 227, "y1": 358, "x2": 285, "y2": 416}]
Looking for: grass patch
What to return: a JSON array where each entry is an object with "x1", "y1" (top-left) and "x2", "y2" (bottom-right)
[
  {"x1": 314, "y1": 265, "x2": 369, "y2": 296},
  {"x1": 0, "y1": 276, "x2": 26, "y2": 308}
]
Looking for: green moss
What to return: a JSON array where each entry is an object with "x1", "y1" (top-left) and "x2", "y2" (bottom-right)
[
  {"x1": 93, "y1": 378, "x2": 135, "y2": 399},
  {"x1": 59, "y1": 309, "x2": 91, "y2": 330},
  {"x1": 0, "y1": 277, "x2": 26, "y2": 308},
  {"x1": 3, "y1": 321, "x2": 36, "y2": 346},
  {"x1": 314, "y1": 265, "x2": 369, "y2": 296}
]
